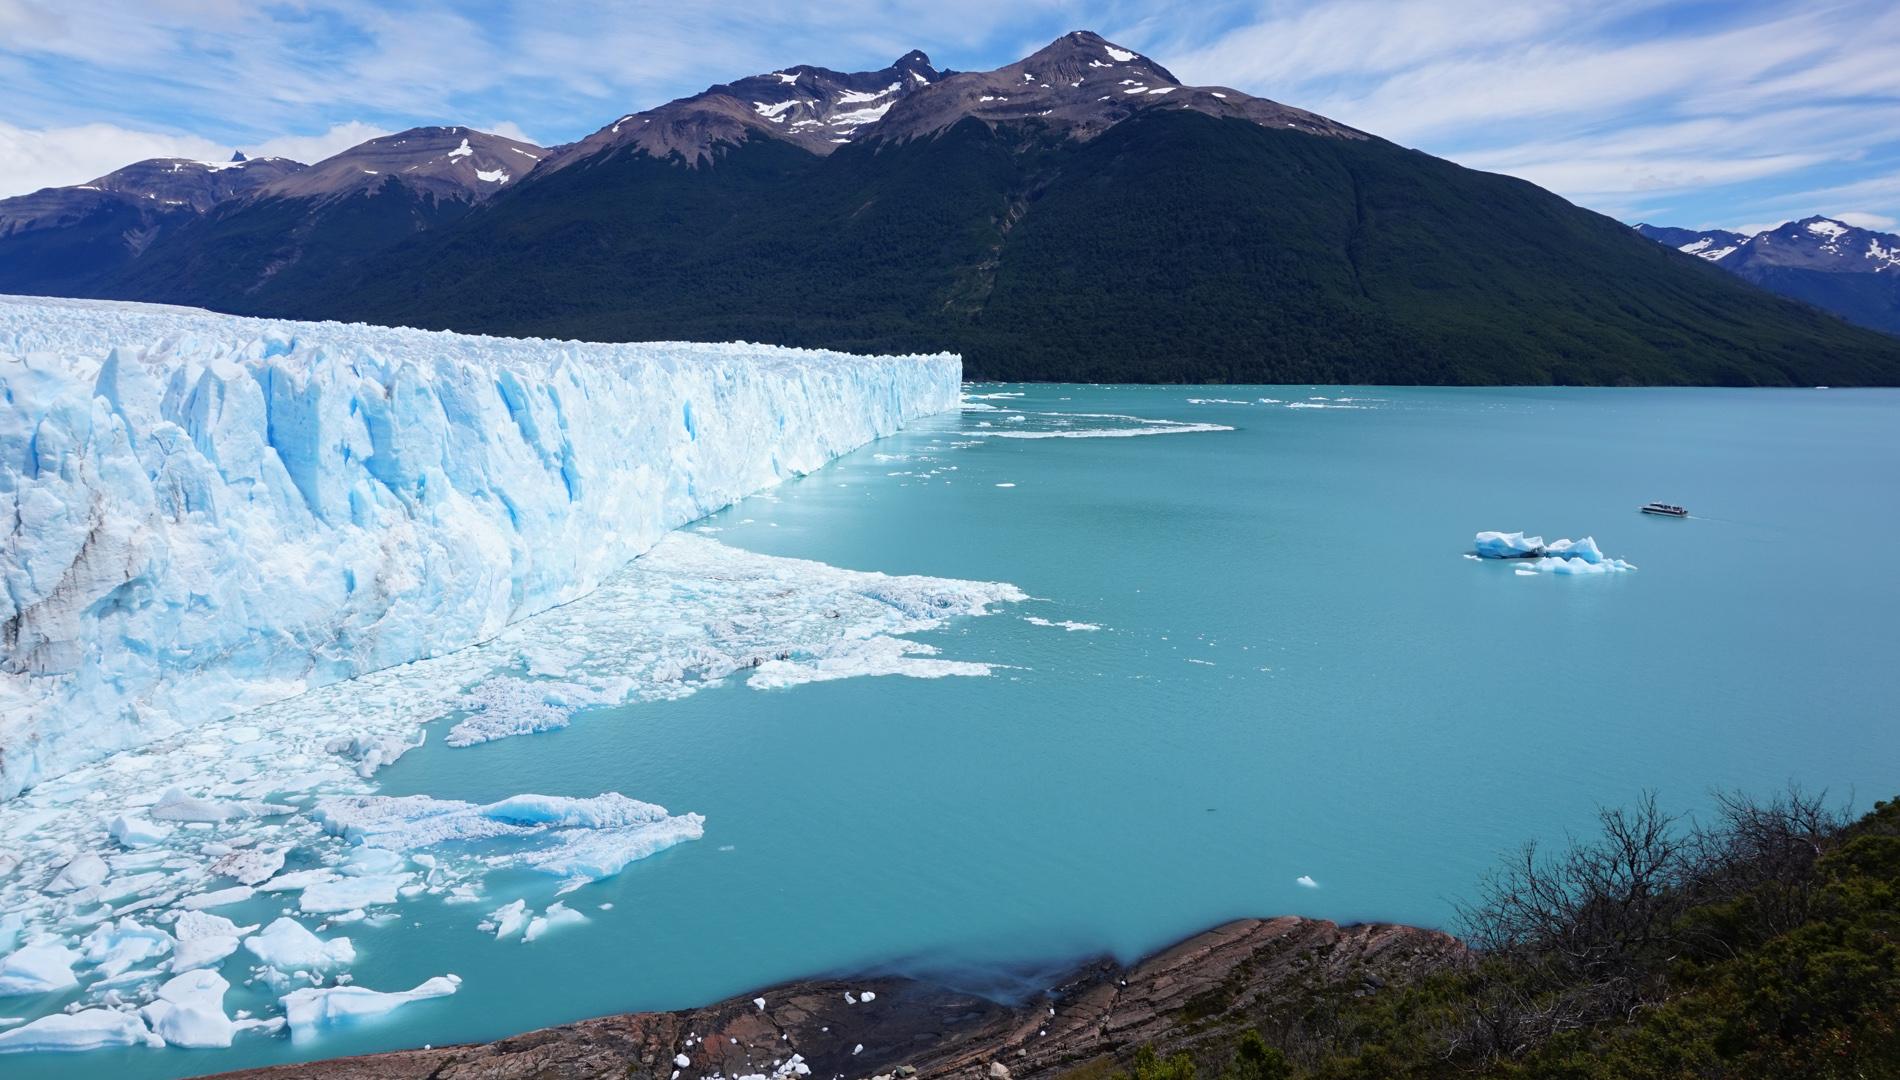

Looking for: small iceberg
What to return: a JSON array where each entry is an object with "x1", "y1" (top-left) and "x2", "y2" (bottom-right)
[
  {"x1": 0, "y1": 1008, "x2": 162, "y2": 1053},
  {"x1": 281, "y1": 975, "x2": 461, "y2": 1042},
  {"x1": 140, "y1": 970, "x2": 238, "y2": 1049},
  {"x1": 1472, "y1": 531, "x2": 1635, "y2": 574},
  {"x1": 243, "y1": 918, "x2": 356, "y2": 971},
  {"x1": 0, "y1": 943, "x2": 81, "y2": 995}
]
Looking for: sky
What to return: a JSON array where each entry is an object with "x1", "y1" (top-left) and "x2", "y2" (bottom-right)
[{"x1": 2, "y1": 0, "x2": 1897, "y2": 233}]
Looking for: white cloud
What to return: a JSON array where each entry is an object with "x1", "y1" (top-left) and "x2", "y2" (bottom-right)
[
  {"x1": 1834, "y1": 211, "x2": 1899, "y2": 231},
  {"x1": 0, "y1": 119, "x2": 402, "y2": 196},
  {"x1": 0, "y1": 120, "x2": 230, "y2": 198},
  {"x1": 1134, "y1": 0, "x2": 1900, "y2": 226},
  {"x1": 1, "y1": 0, "x2": 1896, "y2": 228},
  {"x1": 250, "y1": 122, "x2": 390, "y2": 165},
  {"x1": 481, "y1": 121, "x2": 542, "y2": 147}
]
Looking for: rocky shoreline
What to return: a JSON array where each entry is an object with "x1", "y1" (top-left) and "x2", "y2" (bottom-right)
[{"x1": 205, "y1": 917, "x2": 1458, "y2": 1080}]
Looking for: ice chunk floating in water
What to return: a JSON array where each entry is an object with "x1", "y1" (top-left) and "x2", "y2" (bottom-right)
[
  {"x1": 281, "y1": 975, "x2": 461, "y2": 1042},
  {"x1": 0, "y1": 294, "x2": 960, "y2": 798},
  {"x1": 1472, "y1": 531, "x2": 1636, "y2": 574},
  {"x1": 0, "y1": 1008, "x2": 163, "y2": 1054},
  {"x1": 960, "y1": 412, "x2": 1231, "y2": 439},
  {"x1": 0, "y1": 531, "x2": 1020, "y2": 1054},
  {"x1": 313, "y1": 792, "x2": 705, "y2": 886}
]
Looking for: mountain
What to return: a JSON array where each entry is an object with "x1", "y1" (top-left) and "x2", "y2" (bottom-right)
[
  {"x1": 1634, "y1": 223, "x2": 1748, "y2": 263},
  {"x1": 0, "y1": 126, "x2": 546, "y2": 309},
  {"x1": 5, "y1": 34, "x2": 1900, "y2": 385},
  {"x1": 536, "y1": 50, "x2": 946, "y2": 169},
  {"x1": 0, "y1": 154, "x2": 305, "y2": 294},
  {"x1": 868, "y1": 31, "x2": 1360, "y2": 145},
  {"x1": 261, "y1": 126, "x2": 545, "y2": 201},
  {"x1": 1637, "y1": 217, "x2": 1900, "y2": 336}
]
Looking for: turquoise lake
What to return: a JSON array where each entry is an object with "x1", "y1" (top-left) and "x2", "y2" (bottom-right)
[{"x1": 20, "y1": 384, "x2": 1900, "y2": 1078}]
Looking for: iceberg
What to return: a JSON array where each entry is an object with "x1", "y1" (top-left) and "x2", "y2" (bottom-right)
[
  {"x1": 312, "y1": 792, "x2": 704, "y2": 885},
  {"x1": 959, "y1": 411, "x2": 1231, "y2": 439},
  {"x1": 522, "y1": 901, "x2": 587, "y2": 942},
  {"x1": 243, "y1": 918, "x2": 356, "y2": 970},
  {"x1": 1472, "y1": 531, "x2": 1635, "y2": 573},
  {"x1": 179, "y1": 886, "x2": 255, "y2": 911},
  {"x1": 281, "y1": 974, "x2": 461, "y2": 1042},
  {"x1": 139, "y1": 969, "x2": 237, "y2": 1048},
  {"x1": 208, "y1": 846, "x2": 286, "y2": 885},
  {"x1": 0, "y1": 1007, "x2": 161, "y2": 1053},
  {"x1": 0, "y1": 942, "x2": 80, "y2": 995},
  {"x1": 170, "y1": 934, "x2": 244, "y2": 973},
  {"x1": 0, "y1": 294, "x2": 959, "y2": 798},
  {"x1": 106, "y1": 814, "x2": 172, "y2": 848},
  {"x1": 486, "y1": 900, "x2": 531, "y2": 940},
  {"x1": 297, "y1": 873, "x2": 412, "y2": 914},
  {"x1": 45, "y1": 852, "x2": 108, "y2": 893},
  {"x1": 1473, "y1": 530, "x2": 1546, "y2": 559},
  {"x1": 82, "y1": 917, "x2": 173, "y2": 978}
]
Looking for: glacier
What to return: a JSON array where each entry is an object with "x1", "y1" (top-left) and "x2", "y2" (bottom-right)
[{"x1": 0, "y1": 294, "x2": 959, "y2": 799}]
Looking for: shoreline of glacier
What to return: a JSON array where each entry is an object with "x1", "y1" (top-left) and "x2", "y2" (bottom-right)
[{"x1": 0, "y1": 295, "x2": 961, "y2": 800}]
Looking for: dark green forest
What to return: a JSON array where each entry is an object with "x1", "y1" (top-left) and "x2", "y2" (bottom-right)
[{"x1": 52, "y1": 111, "x2": 1900, "y2": 386}]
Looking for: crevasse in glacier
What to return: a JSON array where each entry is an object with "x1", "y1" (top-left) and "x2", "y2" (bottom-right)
[{"x1": 0, "y1": 295, "x2": 960, "y2": 798}]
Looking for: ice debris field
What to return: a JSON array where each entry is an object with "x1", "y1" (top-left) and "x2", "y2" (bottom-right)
[{"x1": 0, "y1": 297, "x2": 1030, "y2": 1058}]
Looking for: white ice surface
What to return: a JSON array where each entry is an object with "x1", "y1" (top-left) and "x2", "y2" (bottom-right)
[
  {"x1": 139, "y1": 969, "x2": 240, "y2": 1048},
  {"x1": 0, "y1": 1007, "x2": 161, "y2": 1053},
  {"x1": 242, "y1": 918, "x2": 355, "y2": 971},
  {"x1": 281, "y1": 974, "x2": 460, "y2": 1042},
  {"x1": 1473, "y1": 531, "x2": 1636, "y2": 573},
  {"x1": 0, "y1": 943, "x2": 80, "y2": 995},
  {"x1": 0, "y1": 534, "x2": 1018, "y2": 1043},
  {"x1": 522, "y1": 901, "x2": 587, "y2": 942},
  {"x1": 0, "y1": 294, "x2": 959, "y2": 798},
  {"x1": 959, "y1": 412, "x2": 1230, "y2": 439}
]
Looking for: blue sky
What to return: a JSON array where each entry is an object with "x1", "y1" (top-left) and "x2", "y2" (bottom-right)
[{"x1": 3, "y1": 0, "x2": 1897, "y2": 233}]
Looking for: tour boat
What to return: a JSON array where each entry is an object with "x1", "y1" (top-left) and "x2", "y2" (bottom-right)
[{"x1": 1640, "y1": 502, "x2": 1687, "y2": 517}]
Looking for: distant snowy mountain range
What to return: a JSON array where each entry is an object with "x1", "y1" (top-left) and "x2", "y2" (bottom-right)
[
  {"x1": 2, "y1": 30, "x2": 1898, "y2": 385},
  {"x1": 1636, "y1": 217, "x2": 1900, "y2": 335}
]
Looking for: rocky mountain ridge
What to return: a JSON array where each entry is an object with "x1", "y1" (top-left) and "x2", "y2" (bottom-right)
[{"x1": 1637, "y1": 216, "x2": 1900, "y2": 334}]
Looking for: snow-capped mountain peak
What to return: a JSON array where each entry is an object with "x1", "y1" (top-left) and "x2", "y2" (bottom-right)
[
  {"x1": 1633, "y1": 223, "x2": 1747, "y2": 263},
  {"x1": 0, "y1": 154, "x2": 308, "y2": 242},
  {"x1": 531, "y1": 30, "x2": 1363, "y2": 174},
  {"x1": 536, "y1": 51, "x2": 947, "y2": 170},
  {"x1": 1636, "y1": 215, "x2": 1900, "y2": 335},
  {"x1": 867, "y1": 30, "x2": 1364, "y2": 146},
  {"x1": 260, "y1": 126, "x2": 546, "y2": 203},
  {"x1": 1744, "y1": 216, "x2": 1900, "y2": 272}
]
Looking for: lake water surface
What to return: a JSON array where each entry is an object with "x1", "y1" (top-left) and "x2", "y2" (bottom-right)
[{"x1": 14, "y1": 385, "x2": 1900, "y2": 1078}]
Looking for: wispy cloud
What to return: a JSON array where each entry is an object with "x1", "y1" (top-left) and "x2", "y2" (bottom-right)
[
  {"x1": 1148, "y1": 0, "x2": 1900, "y2": 230},
  {"x1": 1, "y1": 0, "x2": 1896, "y2": 229},
  {"x1": 0, "y1": 120, "x2": 230, "y2": 195}
]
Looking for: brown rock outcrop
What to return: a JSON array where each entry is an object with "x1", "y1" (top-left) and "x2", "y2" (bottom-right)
[{"x1": 206, "y1": 918, "x2": 1457, "y2": 1080}]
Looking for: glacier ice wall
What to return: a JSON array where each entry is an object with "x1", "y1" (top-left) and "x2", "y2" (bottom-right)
[{"x1": 0, "y1": 295, "x2": 960, "y2": 798}]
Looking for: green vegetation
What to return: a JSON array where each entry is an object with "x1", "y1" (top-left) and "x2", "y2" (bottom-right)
[
  {"x1": 11, "y1": 110, "x2": 1899, "y2": 383},
  {"x1": 98, "y1": 180, "x2": 475, "y2": 311},
  {"x1": 264, "y1": 112, "x2": 1900, "y2": 386},
  {"x1": 1088, "y1": 790, "x2": 1899, "y2": 1078}
]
